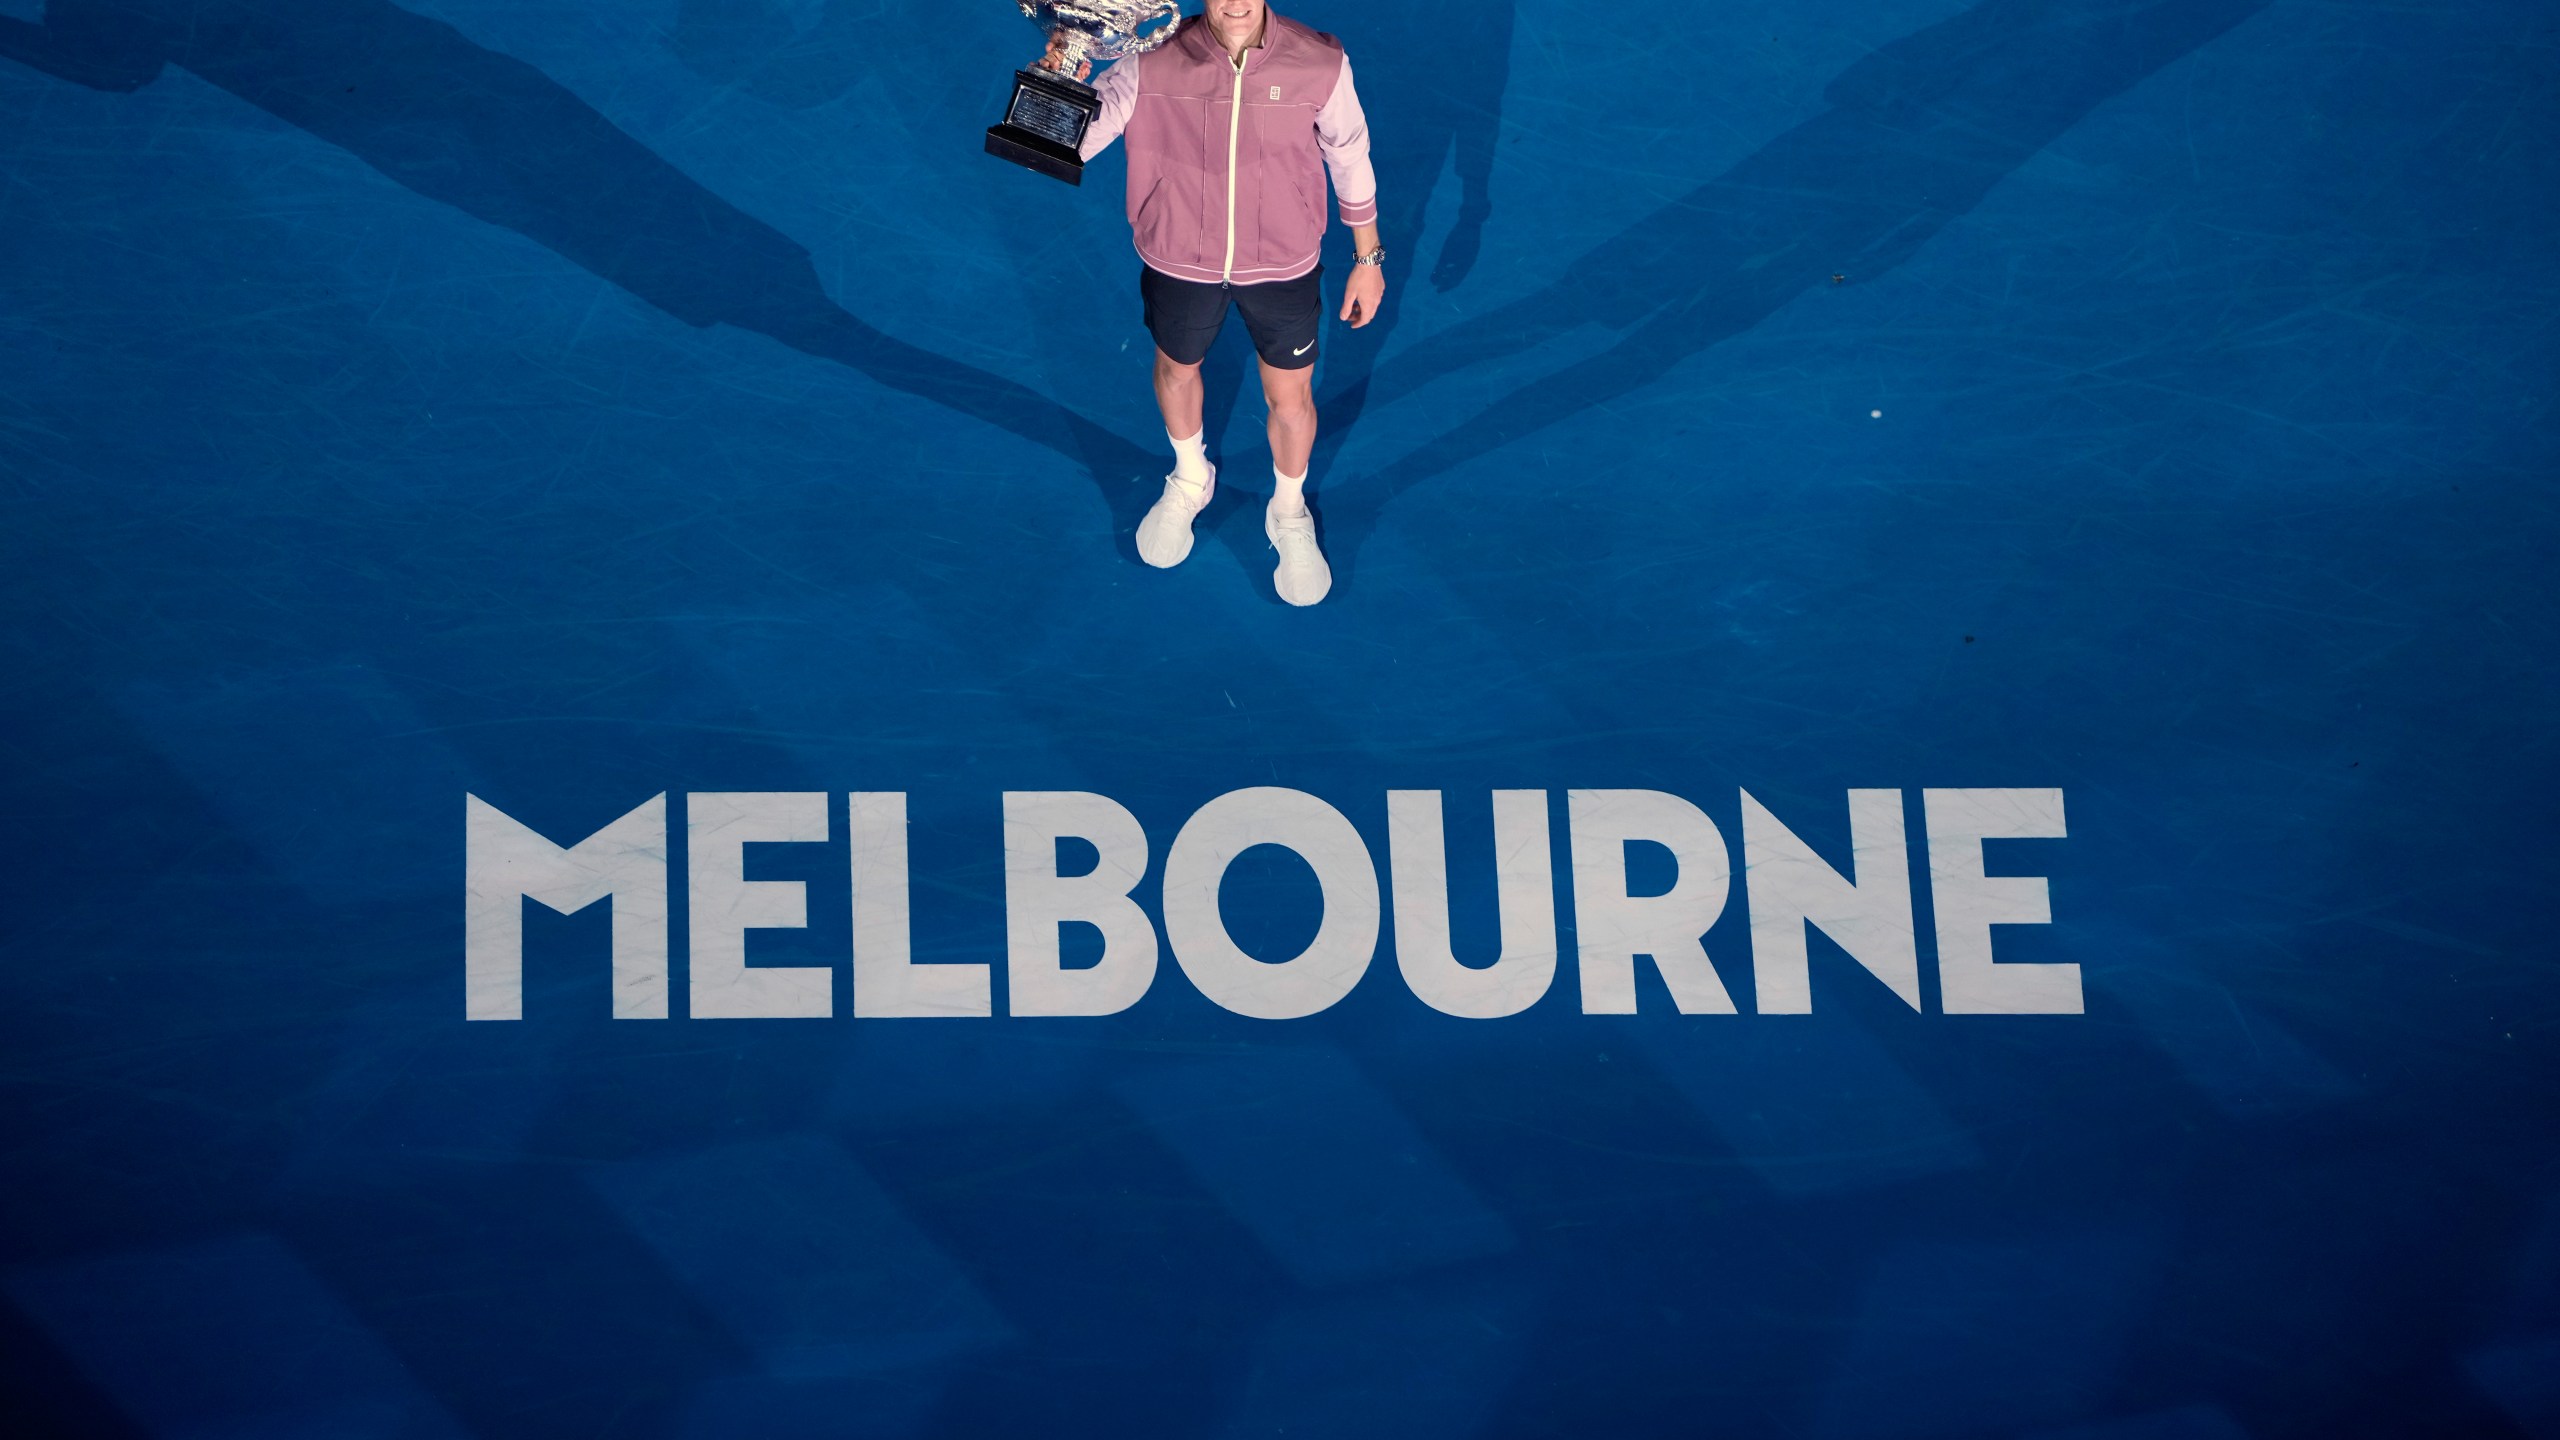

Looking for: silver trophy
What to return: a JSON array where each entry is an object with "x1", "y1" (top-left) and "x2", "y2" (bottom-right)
[{"x1": 986, "y1": 0, "x2": 1184, "y2": 186}]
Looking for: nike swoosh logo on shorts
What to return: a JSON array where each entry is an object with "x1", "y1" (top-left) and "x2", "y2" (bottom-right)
[{"x1": 1292, "y1": 341, "x2": 1315, "y2": 356}]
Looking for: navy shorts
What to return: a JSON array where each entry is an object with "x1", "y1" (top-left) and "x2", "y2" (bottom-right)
[{"x1": 1141, "y1": 265, "x2": 1324, "y2": 370}]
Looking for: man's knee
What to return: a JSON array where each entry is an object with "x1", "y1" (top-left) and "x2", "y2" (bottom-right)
[
  {"x1": 1261, "y1": 371, "x2": 1315, "y2": 419},
  {"x1": 1155, "y1": 350, "x2": 1202, "y2": 383}
]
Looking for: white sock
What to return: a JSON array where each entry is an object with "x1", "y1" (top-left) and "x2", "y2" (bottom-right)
[
  {"x1": 1168, "y1": 430, "x2": 1211, "y2": 489},
  {"x1": 1271, "y1": 467, "x2": 1308, "y2": 517}
]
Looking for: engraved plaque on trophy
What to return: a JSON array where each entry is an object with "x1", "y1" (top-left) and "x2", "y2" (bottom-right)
[{"x1": 986, "y1": 1, "x2": 1182, "y2": 186}]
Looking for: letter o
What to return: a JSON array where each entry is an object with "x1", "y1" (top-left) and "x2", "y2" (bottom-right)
[{"x1": 1163, "y1": 788, "x2": 1381, "y2": 1019}]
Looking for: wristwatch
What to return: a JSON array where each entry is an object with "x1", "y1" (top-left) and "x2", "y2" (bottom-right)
[{"x1": 1352, "y1": 245, "x2": 1387, "y2": 267}]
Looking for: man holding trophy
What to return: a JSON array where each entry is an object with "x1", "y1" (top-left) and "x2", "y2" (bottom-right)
[{"x1": 991, "y1": 1, "x2": 1384, "y2": 607}]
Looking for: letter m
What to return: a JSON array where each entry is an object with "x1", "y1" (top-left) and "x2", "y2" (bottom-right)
[{"x1": 465, "y1": 795, "x2": 670, "y2": 1021}]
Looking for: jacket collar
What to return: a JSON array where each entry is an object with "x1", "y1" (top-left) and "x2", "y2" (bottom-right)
[{"x1": 1181, "y1": 9, "x2": 1285, "y2": 69}]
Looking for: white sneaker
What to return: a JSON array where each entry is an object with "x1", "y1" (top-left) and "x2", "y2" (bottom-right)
[
  {"x1": 1266, "y1": 501, "x2": 1331, "y2": 606},
  {"x1": 1136, "y1": 465, "x2": 1214, "y2": 568}
]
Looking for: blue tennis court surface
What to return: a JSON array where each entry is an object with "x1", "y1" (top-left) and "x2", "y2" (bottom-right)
[{"x1": 1, "y1": 0, "x2": 2554, "y2": 1435}]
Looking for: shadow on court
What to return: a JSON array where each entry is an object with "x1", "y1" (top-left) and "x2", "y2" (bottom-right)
[
  {"x1": 1303, "y1": 0, "x2": 1518, "y2": 479},
  {"x1": 0, "y1": 0, "x2": 1157, "y2": 494},
  {"x1": 1318, "y1": 0, "x2": 2274, "y2": 583},
  {"x1": 0, "y1": 0, "x2": 2268, "y2": 581}
]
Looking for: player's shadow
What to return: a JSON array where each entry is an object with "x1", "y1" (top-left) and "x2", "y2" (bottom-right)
[
  {"x1": 1300, "y1": 0, "x2": 1517, "y2": 474},
  {"x1": 0, "y1": 0, "x2": 1157, "y2": 501},
  {"x1": 1316, "y1": 0, "x2": 2273, "y2": 594}
]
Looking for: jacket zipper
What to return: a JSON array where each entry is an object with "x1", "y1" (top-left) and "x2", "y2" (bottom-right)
[{"x1": 1221, "y1": 49, "x2": 1246, "y2": 283}]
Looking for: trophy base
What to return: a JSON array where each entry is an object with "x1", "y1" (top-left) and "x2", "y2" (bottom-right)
[
  {"x1": 985, "y1": 125, "x2": 1085, "y2": 186},
  {"x1": 986, "y1": 65, "x2": 1099, "y2": 186}
]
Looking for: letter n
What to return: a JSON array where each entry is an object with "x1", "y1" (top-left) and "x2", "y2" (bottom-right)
[
  {"x1": 465, "y1": 794, "x2": 670, "y2": 1021},
  {"x1": 1741, "y1": 789, "x2": 1922, "y2": 1013}
]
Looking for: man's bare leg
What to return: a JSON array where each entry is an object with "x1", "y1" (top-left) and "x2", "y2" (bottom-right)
[
  {"x1": 1258, "y1": 357, "x2": 1330, "y2": 605},
  {"x1": 1259, "y1": 357, "x2": 1317, "y2": 514},
  {"x1": 1137, "y1": 348, "x2": 1216, "y2": 568},
  {"x1": 1155, "y1": 348, "x2": 1206, "y2": 449}
]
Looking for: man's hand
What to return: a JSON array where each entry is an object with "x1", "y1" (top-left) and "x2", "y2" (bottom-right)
[
  {"x1": 1339, "y1": 263, "x2": 1385, "y2": 328},
  {"x1": 1339, "y1": 222, "x2": 1385, "y2": 327},
  {"x1": 1035, "y1": 34, "x2": 1092, "y2": 80}
]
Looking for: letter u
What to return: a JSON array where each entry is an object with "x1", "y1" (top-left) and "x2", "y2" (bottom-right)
[{"x1": 1387, "y1": 791, "x2": 1557, "y2": 1018}]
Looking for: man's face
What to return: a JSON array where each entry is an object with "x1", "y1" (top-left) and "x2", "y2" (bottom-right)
[{"x1": 1207, "y1": 0, "x2": 1267, "y2": 54}]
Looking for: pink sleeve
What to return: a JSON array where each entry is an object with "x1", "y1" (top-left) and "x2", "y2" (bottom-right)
[
  {"x1": 1078, "y1": 59, "x2": 1140, "y2": 163},
  {"x1": 1316, "y1": 55, "x2": 1379, "y2": 227}
]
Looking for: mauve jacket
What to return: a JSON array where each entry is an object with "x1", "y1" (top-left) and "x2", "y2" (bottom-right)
[{"x1": 1077, "y1": 12, "x2": 1379, "y2": 286}]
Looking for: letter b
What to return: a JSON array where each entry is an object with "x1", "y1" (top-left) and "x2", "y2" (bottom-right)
[{"x1": 1004, "y1": 792, "x2": 1159, "y2": 1016}]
